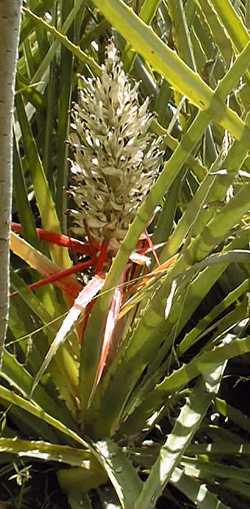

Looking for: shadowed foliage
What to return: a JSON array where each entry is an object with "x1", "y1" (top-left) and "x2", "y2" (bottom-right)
[{"x1": 0, "y1": 1, "x2": 250, "y2": 508}]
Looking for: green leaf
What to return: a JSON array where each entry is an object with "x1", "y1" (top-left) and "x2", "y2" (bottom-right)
[
  {"x1": 1, "y1": 350, "x2": 76, "y2": 430},
  {"x1": 171, "y1": 466, "x2": 229, "y2": 509},
  {"x1": 92, "y1": 0, "x2": 249, "y2": 138},
  {"x1": 135, "y1": 362, "x2": 225, "y2": 508},
  {"x1": 15, "y1": 93, "x2": 70, "y2": 267},
  {"x1": 0, "y1": 437, "x2": 88, "y2": 466},
  {"x1": 22, "y1": 5, "x2": 101, "y2": 80},
  {"x1": 93, "y1": 439, "x2": 142, "y2": 509},
  {"x1": 0, "y1": 384, "x2": 85, "y2": 445}
]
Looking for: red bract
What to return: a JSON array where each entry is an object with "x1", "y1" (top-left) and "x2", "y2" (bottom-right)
[{"x1": 11, "y1": 222, "x2": 176, "y2": 389}]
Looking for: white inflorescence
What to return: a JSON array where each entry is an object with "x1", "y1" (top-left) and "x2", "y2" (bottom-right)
[{"x1": 69, "y1": 41, "x2": 162, "y2": 249}]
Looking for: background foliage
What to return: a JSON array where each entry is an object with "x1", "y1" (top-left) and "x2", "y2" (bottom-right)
[{"x1": 1, "y1": 0, "x2": 250, "y2": 507}]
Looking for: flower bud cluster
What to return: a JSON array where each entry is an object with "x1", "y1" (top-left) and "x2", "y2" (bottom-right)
[{"x1": 69, "y1": 41, "x2": 162, "y2": 249}]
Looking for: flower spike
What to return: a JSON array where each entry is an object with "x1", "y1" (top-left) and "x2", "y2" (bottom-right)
[{"x1": 69, "y1": 41, "x2": 162, "y2": 250}]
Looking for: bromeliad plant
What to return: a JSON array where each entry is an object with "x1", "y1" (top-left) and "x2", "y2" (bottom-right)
[
  {"x1": 1, "y1": 1, "x2": 250, "y2": 508},
  {"x1": 24, "y1": 40, "x2": 164, "y2": 396}
]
